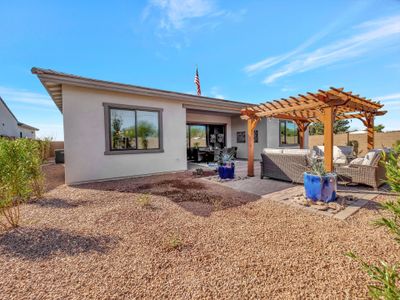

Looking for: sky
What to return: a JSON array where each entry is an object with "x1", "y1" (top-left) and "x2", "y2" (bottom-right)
[{"x1": 0, "y1": 0, "x2": 399, "y2": 140}]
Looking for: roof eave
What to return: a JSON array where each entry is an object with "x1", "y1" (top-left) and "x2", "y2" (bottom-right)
[{"x1": 32, "y1": 67, "x2": 251, "y2": 114}]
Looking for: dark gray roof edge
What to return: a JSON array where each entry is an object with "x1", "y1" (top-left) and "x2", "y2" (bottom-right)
[
  {"x1": 0, "y1": 96, "x2": 19, "y2": 123},
  {"x1": 17, "y1": 122, "x2": 39, "y2": 131},
  {"x1": 31, "y1": 67, "x2": 252, "y2": 107}
]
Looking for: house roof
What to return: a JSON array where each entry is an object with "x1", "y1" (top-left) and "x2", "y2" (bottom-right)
[
  {"x1": 0, "y1": 96, "x2": 19, "y2": 123},
  {"x1": 31, "y1": 67, "x2": 252, "y2": 114},
  {"x1": 0, "y1": 96, "x2": 39, "y2": 131},
  {"x1": 18, "y1": 122, "x2": 39, "y2": 131}
]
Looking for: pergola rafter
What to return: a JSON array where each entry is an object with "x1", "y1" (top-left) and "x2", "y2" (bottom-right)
[{"x1": 241, "y1": 87, "x2": 386, "y2": 177}]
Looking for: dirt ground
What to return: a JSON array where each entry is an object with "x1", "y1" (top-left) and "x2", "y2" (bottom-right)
[{"x1": 0, "y1": 164, "x2": 399, "y2": 299}]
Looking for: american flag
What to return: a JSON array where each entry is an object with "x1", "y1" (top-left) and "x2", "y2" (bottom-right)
[{"x1": 194, "y1": 67, "x2": 201, "y2": 96}]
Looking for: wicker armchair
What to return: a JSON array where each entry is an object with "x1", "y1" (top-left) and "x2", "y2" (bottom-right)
[{"x1": 335, "y1": 153, "x2": 386, "y2": 190}]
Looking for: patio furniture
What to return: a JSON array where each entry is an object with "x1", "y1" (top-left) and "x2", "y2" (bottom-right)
[
  {"x1": 313, "y1": 145, "x2": 354, "y2": 165},
  {"x1": 335, "y1": 149, "x2": 387, "y2": 190},
  {"x1": 260, "y1": 148, "x2": 311, "y2": 183}
]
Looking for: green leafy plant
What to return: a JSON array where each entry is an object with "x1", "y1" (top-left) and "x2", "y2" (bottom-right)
[
  {"x1": 347, "y1": 145, "x2": 400, "y2": 299},
  {"x1": 36, "y1": 137, "x2": 52, "y2": 162},
  {"x1": 307, "y1": 157, "x2": 327, "y2": 177},
  {"x1": 0, "y1": 138, "x2": 44, "y2": 228},
  {"x1": 374, "y1": 124, "x2": 385, "y2": 133}
]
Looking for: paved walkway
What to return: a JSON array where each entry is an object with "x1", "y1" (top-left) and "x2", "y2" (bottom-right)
[{"x1": 194, "y1": 159, "x2": 383, "y2": 220}]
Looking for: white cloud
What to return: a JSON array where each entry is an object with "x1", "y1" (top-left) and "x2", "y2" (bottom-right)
[
  {"x1": 0, "y1": 86, "x2": 54, "y2": 107},
  {"x1": 262, "y1": 14, "x2": 400, "y2": 84},
  {"x1": 244, "y1": 14, "x2": 400, "y2": 84},
  {"x1": 144, "y1": 0, "x2": 215, "y2": 30},
  {"x1": 143, "y1": 0, "x2": 245, "y2": 39},
  {"x1": 376, "y1": 93, "x2": 400, "y2": 101}
]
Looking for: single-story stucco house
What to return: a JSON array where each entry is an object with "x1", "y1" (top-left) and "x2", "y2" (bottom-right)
[
  {"x1": 0, "y1": 96, "x2": 39, "y2": 139},
  {"x1": 32, "y1": 67, "x2": 309, "y2": 185}
]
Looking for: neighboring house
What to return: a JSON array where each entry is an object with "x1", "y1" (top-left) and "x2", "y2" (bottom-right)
[
  {"x1": 32, "y1": 67, "x2": 308, "y2": 184},
  {"x1": 0, "y1": 97, "x2": 39, "y2": 139}
]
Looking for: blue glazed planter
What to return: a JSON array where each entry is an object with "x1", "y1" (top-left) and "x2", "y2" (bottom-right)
[
  {"x1": 304, "y1": 173, "x2": 337, "y2": 202},
  {"x1": 218, "y1": 163, "x2": 235, "y2": 179}
]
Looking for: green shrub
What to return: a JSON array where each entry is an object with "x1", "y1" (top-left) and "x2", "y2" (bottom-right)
[
  {"x1": 36, "y1": 137, "x2": 52, "y2": 163},
  {"x1": 0, "y1": 138, "x2": 44, "y2": 228},
  {"x1": 347, "y1": 145, "x2": 400, "y2": 299}
]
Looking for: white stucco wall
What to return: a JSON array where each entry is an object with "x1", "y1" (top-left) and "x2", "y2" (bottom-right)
[
  {"x1": 0, "y1": 101, "x2": 19, "y2": 137},
  {"x1": 186, "y1": 112, "x2": 232, "y2": 147},
  {"x1": 62, "y1": 85, "x2": 187, "y2": 184},
  {"x1": 18, "y1": 127, "x2": 36, "y2": 139},
  {"x1": 230, "y1": 117, "x2": 309, "y2": 159}
]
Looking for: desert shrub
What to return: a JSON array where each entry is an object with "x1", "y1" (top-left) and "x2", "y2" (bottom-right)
[
  {"x1": 136, "y1": 193, "x2": 152, "y2": 208},
  {"x1": 0, "y1": 138, "x2": 44, "y2": 228},
  {"x1": 36, "y1": 137, "x2": 52, "y2": 162},
  {"x1": 164, "y1": 233, "x2": 183, "y2": 251},
  {"x1": 347, "y1": 145, "x2": 400, "y2": 299}
]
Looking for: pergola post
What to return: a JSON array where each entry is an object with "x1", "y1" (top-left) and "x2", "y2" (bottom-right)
[
  {"x1": 247, "y1": 117, "x2": 259, "y2": 177},
  {"x1": 322, "y1": 106, "x2": 335, "y2": 172},
  {"x1": 366, "y1": 115, "x2": 375, "y2": 150},
  {"x1": 294, "y1": 121, "x2": 310, "y2": 149}
]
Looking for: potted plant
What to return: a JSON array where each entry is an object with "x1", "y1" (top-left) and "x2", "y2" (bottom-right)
[
  {"x1": 217, "y1": 148, "x2": 235, "y2": 179},
  {"x1": 304, "y1": 158, "x2": 337, "y2": 202}
]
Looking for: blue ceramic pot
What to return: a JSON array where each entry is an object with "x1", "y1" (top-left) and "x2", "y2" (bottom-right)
[
  {"x1": 304, "y1": 173, "x2": 337, "y2": 202},
  {"x1": 218, "y1": 163, "x2": 235, "y2": 179}
]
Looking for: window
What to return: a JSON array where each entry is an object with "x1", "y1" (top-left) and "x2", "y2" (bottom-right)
[
  {"x1": 279, "y1": 120, "x2": 299, "y2": 145},
  {"x1": 186, "y1": 124, "x2": 226, "y2": 149},
  {"x1": 188, "y1": 125, "x2": 207, "y2": 148},
  {"x1": 104, "y1": 103, "x2": 162, "y2": 154}
]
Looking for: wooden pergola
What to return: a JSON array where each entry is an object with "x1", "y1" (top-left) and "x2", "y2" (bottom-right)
[{"x1": 240, "y1": 87, "x2": 387, "y2": 177}]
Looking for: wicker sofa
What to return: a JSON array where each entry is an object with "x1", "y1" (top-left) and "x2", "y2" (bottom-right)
[{"x1": 260, "y1": 148, "x2": 311, "y2": 183}]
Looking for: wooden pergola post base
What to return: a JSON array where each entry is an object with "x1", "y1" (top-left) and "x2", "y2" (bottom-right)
[{"x1": 247, "y1": 117, "x2": 259, "y2": 177}]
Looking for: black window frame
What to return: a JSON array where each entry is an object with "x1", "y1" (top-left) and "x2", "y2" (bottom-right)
[
  {"x1": 103, "y1": 103, "x2": 163, "y2": 155},
  {"x1": 279, "y1": 120, "x2": 299, "y2": 146}
]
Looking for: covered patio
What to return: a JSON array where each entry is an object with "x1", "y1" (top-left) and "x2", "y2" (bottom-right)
[{"x1": 240, "y1": 87, "x2": 387, "y2": 177}]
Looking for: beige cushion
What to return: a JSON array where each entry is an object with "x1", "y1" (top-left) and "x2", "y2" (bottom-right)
[
  {"x1": 262, "y1": 148, "x2": 283, "y2": 154},
  {"x1": 349, "y1": 157, "x2": 364, "y2": 165},
  {"x1": 334, "y1": 157, "x2": 347, "y2": 164},
  {"x1": 282, "y1": 149, "x2": 310, "y2": 155}
]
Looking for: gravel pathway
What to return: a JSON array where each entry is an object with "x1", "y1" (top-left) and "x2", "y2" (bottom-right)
[{"x1": 0, "y1": 164, "x2": 399, "y2": 299}]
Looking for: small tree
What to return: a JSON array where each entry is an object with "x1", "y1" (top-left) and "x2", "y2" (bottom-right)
[
  {"x1": 347, "y1": 145, "x2": 400, "y2": 299},
  {"x1": 0, "y1": 138, "x2": 44, "y2": 228},
  {"x1": 374, "y1": 124, "x2": 385, "y2": 133},
  {"x1": 309, "y1": 120, "x2": 350, "y2": 135},
  {"x1": 137, "y1": 121, "x2": 156, "y2": 149}
]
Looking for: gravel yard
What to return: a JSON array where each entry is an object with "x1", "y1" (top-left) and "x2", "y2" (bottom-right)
[{"x1": 1, "y1": 164, "x2": 399, "y2": 299}]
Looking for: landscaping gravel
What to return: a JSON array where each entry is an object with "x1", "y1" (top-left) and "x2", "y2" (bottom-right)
[{"x1": 0, "y1": 164, "x2": 399, "y2": 299}]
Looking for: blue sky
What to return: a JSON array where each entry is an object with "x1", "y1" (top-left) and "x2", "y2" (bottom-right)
[{"x1": 0, "y1": 0, "x2": 399, "y2": 140}]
